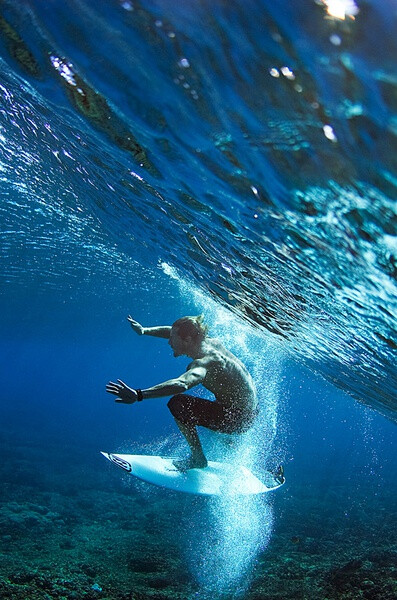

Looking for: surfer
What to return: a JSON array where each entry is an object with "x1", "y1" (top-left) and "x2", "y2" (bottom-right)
[{"x1": 106, "y1": 315, "x2": 258, "y2": 472}]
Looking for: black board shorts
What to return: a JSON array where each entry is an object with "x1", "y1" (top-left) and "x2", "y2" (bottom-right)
[{"x1": 167, "y1": 393, "x2": 258, "y2": 434}]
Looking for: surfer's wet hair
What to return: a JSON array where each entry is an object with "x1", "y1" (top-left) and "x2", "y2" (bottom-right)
[{"x1": 172, "y1": 315, "x2": 208, "y2": 341}]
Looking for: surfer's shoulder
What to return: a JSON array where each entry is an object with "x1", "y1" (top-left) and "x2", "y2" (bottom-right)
[{"x1": 187, "y1": 346, "x2": 224, "y2": 372}]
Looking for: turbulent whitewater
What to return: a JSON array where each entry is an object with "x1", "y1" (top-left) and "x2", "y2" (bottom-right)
[{"x1": 0, "y1": 0, "x2": 396, "y2": 419}]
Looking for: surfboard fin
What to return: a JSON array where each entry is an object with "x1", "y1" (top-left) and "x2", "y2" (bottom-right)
[{"x1": 273, "y1": 465, "x2": 285, "y2": 485}]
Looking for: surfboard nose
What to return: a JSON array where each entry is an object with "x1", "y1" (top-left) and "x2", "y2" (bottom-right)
[{"x1": 101, "y1": 452, "x2": 133, "y2": 473}]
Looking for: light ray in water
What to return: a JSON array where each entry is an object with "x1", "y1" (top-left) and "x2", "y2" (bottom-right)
[{"x1": 161, "y1": 262, "x2": 285, "y2": 598}]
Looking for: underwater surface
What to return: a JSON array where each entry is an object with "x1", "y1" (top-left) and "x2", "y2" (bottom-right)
[{"x1": 0, "y1": 0, "x2": 396, "y2": 599}]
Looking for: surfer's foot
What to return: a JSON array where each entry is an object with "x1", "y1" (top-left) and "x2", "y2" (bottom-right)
[
  {"x1": 273, "y1": 465, "x2": 285, "y2": 485},
  {"x1": 173, "y1": 455, "x2": 208, "y2": 472}
]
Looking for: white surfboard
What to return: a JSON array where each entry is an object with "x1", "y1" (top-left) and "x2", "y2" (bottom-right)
[{"x1": 101, "y1": 452, "x2": 284, "y2": 496}]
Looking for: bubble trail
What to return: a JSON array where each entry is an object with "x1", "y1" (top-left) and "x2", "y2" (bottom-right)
[{"x1": 162, "y1": 263, "x2": 285, "y2": 599}]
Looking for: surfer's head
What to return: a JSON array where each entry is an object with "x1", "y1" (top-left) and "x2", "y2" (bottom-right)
[
  {"x1": 169, "y1": 315, "x2": 208, "y2": 357},
  {"x1": 172, "y1": 315, "x2": 208, "y2": 341}
]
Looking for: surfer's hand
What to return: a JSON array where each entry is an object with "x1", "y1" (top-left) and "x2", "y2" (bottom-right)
[
  {"x1": 127, "y1": 316, "x2": 145, "y2": 335},
  {"x1": 106, "y1": 380, "x2": 138, "y2": 404}
]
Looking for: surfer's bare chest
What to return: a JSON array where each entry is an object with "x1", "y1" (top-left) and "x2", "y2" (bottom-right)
[{"x1": 201, "y1": 357, "x2": 243, "y2": 399}]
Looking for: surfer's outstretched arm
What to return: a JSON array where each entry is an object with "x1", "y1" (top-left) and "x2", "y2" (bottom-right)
[
  {"x1": 140, "y1": 364, "x2": 206, "y2": 399},
  {"x1": 106, "y1": 363, "x2": 207, "y2": 403},
  {"x1": 127, "y1": 315, "x2": 171, "y2": 339}
]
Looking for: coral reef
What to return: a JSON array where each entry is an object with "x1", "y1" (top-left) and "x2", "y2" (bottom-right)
[{"x1": 0, "y1": 437, "x2": 396, "y2": 599}]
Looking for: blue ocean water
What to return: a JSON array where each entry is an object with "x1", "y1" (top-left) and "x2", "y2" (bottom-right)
[{"x1": 0, "y1": 1, "x2": 396, "y2": 599}]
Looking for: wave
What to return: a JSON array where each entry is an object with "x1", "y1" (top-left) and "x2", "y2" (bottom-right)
[{"x1": 0, "y1": 0, "x2": 395, "y2": 420}]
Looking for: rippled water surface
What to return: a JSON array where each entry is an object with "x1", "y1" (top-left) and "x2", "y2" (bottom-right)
[{"x1": 0, "y1": 1, "x2": 396, "y2": 415}]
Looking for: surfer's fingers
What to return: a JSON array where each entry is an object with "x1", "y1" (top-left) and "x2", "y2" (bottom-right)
[
  {"x1": 106, "y1": 384, "x2": 121, "y2": 395},
  {"x1": 117, "y1": 379, "x2": 127, "y2": 387}
]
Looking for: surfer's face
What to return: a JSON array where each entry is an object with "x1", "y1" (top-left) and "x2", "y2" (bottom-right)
[{"x1": 169, "y1": 328, "x2": 189, "y2": 357}]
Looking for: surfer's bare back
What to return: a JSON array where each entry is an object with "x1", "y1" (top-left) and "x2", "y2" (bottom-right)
[{"x1": 106, "y1": 315, "x2": 258, "y2": 472}]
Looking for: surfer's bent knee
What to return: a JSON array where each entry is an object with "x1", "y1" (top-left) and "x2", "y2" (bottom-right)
[
  {"x1": 167, "y1": 394, "x2": 193, "y2": 425},
  {"x1": 168, "y1": 394, "x2": 185, "y2": 416}
]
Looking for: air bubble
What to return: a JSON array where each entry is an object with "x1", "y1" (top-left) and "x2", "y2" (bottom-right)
[
  {"x1": 281, "y1": 66, "x2": 295, "y2": 80},
  {"x1": 330, "y1": 34, "x2": 342, "y2": 45},
  {"x1": 178, "y1": 58, "x2": 190, "y2": 68},
  {"x1": 323, "y1": 124, "x2": 337, "y2": 141}
]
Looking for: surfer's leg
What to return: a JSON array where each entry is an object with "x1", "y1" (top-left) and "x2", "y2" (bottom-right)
[
  {"x1": 173, "y1": 418, "x2": 208, "y2": 471},
  {"x1": 167, "y1": 394, "x2": 208, "y2": 470}
]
